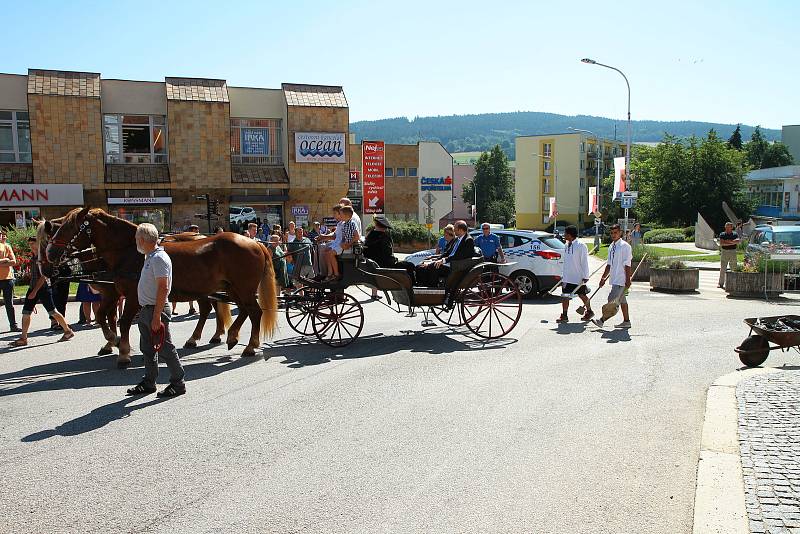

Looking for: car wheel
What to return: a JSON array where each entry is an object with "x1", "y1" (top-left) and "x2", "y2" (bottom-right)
[{"x1": 511, "y1": 270, "x2": 538, "y2": 299}]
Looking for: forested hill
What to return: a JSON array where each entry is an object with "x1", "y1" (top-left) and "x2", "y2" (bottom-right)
[{"x1": 349, "y1": 112, "x2": 780, "y2": 159}]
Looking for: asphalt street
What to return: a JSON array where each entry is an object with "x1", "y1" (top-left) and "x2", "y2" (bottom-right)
[{"x1": 1, "y1": 270, "x2": 797, "y2": 533}]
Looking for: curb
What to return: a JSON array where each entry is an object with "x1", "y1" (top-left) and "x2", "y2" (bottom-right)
[{"x1": 692, "y1": 367, "x2": 781, "y2": 533}]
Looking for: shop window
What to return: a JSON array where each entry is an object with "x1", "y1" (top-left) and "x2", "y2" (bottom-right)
[
  {"x1": 396, "y1": 167, "x2": 406, "y2": 177},
  {"x1": 0, "y1": 111, "x2": 32, "y2": 163},
  {"x1": 104, "y1": 114, "x2": 167, "y2": 164},
  {"x1": 408, "y1": 167, "x2": 418, "y2": 177},
  {"x1": 385, "y1": 168, "x2": 394, "y2": 177},
  {"x1": 230, "y1": 118, "x2": 282, "y2": 165}
]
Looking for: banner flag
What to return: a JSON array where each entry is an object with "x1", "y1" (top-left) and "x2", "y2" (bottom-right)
[
  {"x1": 548, "y1": 197, "x2": 558, "y2": 219},
  {"x1": 613, "y1": 157, "x2": 627, "y2": 199},
  {"x1": 588, "y1": 186, "x2": 598, "y2": 215}
]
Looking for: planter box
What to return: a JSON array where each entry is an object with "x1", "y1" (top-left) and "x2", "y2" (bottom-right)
[
  {"x1": 632, "y1": 260, "x2": 651, "y2": 282},
  {"x1": 649, "y1": 268, "x2": 700, "y2": 291},
  {"x1": 725, "y1": 271, "x2": 784, "y2": 297}
]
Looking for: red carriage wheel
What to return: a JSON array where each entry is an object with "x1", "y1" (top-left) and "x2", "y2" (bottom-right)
[
  {"x1": 432, "y1": 303, "x2": 464, "y2": 326},
  {"x1": 460, "y1": 272, "x2": 522, "y2": 339}
]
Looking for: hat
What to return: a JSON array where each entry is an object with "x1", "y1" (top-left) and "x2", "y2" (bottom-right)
[{"x1": 373, "y1": 215, "x2": 392, "y2": 229}]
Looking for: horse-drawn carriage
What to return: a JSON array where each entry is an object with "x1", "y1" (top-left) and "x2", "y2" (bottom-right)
[{"x1": 282, "y1": 245, "x2": 523, "y2": 347}]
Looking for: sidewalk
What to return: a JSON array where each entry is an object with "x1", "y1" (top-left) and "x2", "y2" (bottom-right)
[{"x1": 693, "y1": 368, "x2": 800, "y2": 533}]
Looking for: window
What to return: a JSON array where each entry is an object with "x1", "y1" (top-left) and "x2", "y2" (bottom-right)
[
  {"x1": 580, "y1": 178, "x2": 585, "y2": 188},
  {"x1": 499, "y1": 234, "x2": 531, "y2": 249},
  {"x1": 395, "y1": 167, "x2": 406, "y2": 177},
  {"x1": 385, "y1": 167, "x2": 394, "y2": 177},
  {"x1": 0, "y1": 111, "x2": 31, "y2": 163},
  {"x1": 580, "y1": 195, "x2": 585, "y2": 207},
  {"x1": 230, "y1": 118, "x2": 282, "y2": 165},
  {"x1": 408, "y1": 167, "x2": 418, "y2": 177},
  {"x1": 580, "y1": 160, "x2": 584, "y2": 170},
  {"x1": 543, "y1": 143, "x2": 552, "y2": 157},
  {"x1": 543, "y1": 161, "x2": 551, "y2": 176},
  {"x1": 543, "y1": 179, "x2": 550, "y2": 194},
  {"x1": 542, "y1": 197, "x2": 549, "y2": 211},
  {"x1": 104, "y1": 114, "x2": 167, "y2": 164},
  {"x1": 580, "y1": 142, "x2": 585, "y2": 153},
  {"x1": 542, "y1": 215, "x2": 550, "y2": 225}
]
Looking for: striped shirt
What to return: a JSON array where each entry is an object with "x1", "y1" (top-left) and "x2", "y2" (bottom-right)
[{"x1": 341, "y1": 219, "x2": 358, "y2": 245}]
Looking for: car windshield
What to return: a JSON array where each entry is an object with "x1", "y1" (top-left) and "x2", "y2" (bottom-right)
[
  {"x1": 229, "y1": 207, "x2": 242, "y2": 214},
  {"x1": 539, "y1": 236, "x2": 565, "y2": 249},
  {"x1": 772, "y1": 231, "x2": 800, "y2": 248}
]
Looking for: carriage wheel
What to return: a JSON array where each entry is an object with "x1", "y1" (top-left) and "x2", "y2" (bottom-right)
[
  {"x1": 460, "y1": 272, "x2": 522, "y2": 339},
  {"x1": 285, "y1": 287, "x2": 319, "y2": 336},
  {"x1": 737, "y1": 335, "x2": 770, "y2": 367},
  {"x1": 312, "y1": 292, "x2": 364, "y2": 347},
  {"x1": 432, "y1": 302, "x2": 464, "y2": 326}
]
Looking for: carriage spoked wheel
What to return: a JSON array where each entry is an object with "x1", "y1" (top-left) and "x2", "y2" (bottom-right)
[
  {"x1": 312, "y1": 292, "x2": 365, "y2": 347},
  {"x1": 431, "y1": 301, "x2": 465, "y2": 327},
  {"x1": 459, "y1": 272, "x2": 522, "y2": 339},
  {"x1": 285, "y1": 286, "x2": 321, "y2": 336}
]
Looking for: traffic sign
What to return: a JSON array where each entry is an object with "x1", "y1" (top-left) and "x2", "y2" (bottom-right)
[
  {"x1": 425, "y1": 223, "x2": 433, "y2": 230},
  {"x1": 621, "y1": 191, "x2": 638, "y2": 199},
  {"x1": 422, "y1": 191, "x2": 436, "y2": 207},
  {"x1": 621, "y1": 196, "x2": 635, "y2": 209}
]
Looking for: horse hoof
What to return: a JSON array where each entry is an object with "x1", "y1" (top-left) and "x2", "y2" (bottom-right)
[
  {"x1": 184, "y1": 339, "x2": 197, "y2": 348},
  {"x1": 227, "y1": 340, "x2": 237, "y2": 350},
  {"x1": 242, "y1": 349, "x2": 257, "y2": 358},
  {"x1": 98, "y1": 347, "x2": 113, "y2": 356},
  {"x1": 117, "y1": 360, "x2": 131, "y2": 369},
  {"x1": 209, "y1": 337, "x2": 222, "y2": 345}
]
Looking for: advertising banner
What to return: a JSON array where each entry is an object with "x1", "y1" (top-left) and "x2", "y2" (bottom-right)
[
  {"x1": 242, "y1": 128, "x2": 268, "y2": 155},
  {"x1": 548, "y1": 197, "x2": 558, "y2": 219},
  {"x1": 291, "y1": 205, "x2": 310, "y2": 217},
  {"x1": 362, "y1": 141, "x2": 385, "y2": 214},
  {"x1": 588, "y1": 187, "x2": 598, "y2": 215},
  {"x1": 295, "y1": 132, "x2": 346, "y2": 163},
  {"x1": 349, "y1": 170, "x2": 360, "y2": 191},
  {"x1": 613, "y1": 157, "x2": 627, "y2": 199},
  {"x1": 108, "y1": 197, "x2": 173, "y2": 205},
  {"x1": 0, "y1": 184, "x2": 83, "y2": 207}
]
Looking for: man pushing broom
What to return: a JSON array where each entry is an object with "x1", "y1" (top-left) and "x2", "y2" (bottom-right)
[{"x1": 592, "y1": 224, "x2": 633, "y2": 329}]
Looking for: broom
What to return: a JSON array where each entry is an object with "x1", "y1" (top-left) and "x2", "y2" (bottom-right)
[{"x1": 595, "y1": 253, "x2": 648, "y2": 325}]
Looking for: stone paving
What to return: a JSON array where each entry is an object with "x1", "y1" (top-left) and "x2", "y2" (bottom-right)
[{"x1": 738, "y1": 370, "x2": 800, "y2": 533}]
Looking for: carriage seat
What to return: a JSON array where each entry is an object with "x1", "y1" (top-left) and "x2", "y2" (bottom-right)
[
  {"x1": 371, "y1": 267, "x2": 413, "y2": 291},
  {"x1": 443, "y1": 255, "x2": 484, "y2": 288}
]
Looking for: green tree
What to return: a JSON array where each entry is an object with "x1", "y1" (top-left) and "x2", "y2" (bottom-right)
[
  {"x1": 762, "y1": 142, "x2": 795, "y2": 168},
  {"x1": 727, "y1": 124, "x2": 743, "y2": 150},
  {"x1": 632, "y1": 131, "x2": 753, "y2": 229},
  {"x1": 745, "y1": 126, "x2": 769, "y2": 168},
  {"x1": 462, "y1": 145, "x2": 515, "y2": 226}
]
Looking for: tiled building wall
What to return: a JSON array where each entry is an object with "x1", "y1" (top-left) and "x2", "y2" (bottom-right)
[
  {"x1": 28, "y1": 95, "x2": 104, "y2": 188},
  {"x1": 286, "y1": 106, "x2": 350, "y2": 221},
  {"x1": 167, "y1": 101, "x2": 232, "y2": 224}
]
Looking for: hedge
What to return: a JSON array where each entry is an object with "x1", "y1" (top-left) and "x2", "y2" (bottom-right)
[
  {"x1": 643, "y1": 227, "x2": 694, "y2": 244},
  {"x1": 364, "y1": 219, "x2": 433, "y2": 245}
]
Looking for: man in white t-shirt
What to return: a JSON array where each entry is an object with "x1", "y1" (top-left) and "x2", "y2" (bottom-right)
[
  {"x1": 593, "y1": 224, "x2": 633, "y2": 329},
  {"x1": 556, "y1": 226, "x2": 593, "y2": 323}
]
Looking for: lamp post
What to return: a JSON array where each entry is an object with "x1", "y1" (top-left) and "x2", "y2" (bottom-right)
[
  {"x1": 534, "y1": 153, "x2": 557, "y2": 231},
  {"x1": 581, "y1": 58, "x2": 632, "y2": 234},
  {"x1": 568, "y1": 127, "x2": 602, "y2": 249}
]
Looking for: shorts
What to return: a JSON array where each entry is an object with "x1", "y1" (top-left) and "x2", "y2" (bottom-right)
[
  {"x1": 607, "y1": 284, "x2": 627, "y2": 305},
  {"x1": 332, "y1": 245, "x2": 344, "y2": 255},
  {"x1": 22, "y1": 286, "x2": 57, "y2": 316},
  {"x1": 561, "y1": 282, "x2": 589, "y2": 296}
]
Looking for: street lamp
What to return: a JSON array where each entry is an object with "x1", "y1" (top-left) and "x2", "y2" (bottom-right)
[
  {"x1": 581, "y1": 58, "x2": 632, "y2": 233},
  {"x1": 568, "y1": 127, "x2": 602, "y2": 249},
  {"x1": 533, "y1": 153, "x2": 557, "y2": 230}
]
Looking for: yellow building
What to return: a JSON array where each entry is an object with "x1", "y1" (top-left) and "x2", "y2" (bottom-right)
[{"x1": 515, "y1": 133, "x2": 627, "y2": 230}]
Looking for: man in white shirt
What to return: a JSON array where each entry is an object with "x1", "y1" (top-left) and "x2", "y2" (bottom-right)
[
  {"x1": 593, "y1": 224, "x2": 633, "y2": 329},
  {"x1": 556, "y1": 226, "x2": 593, "y2": 323}
]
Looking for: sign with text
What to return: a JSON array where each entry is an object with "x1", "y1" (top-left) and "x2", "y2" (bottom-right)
[
  {"x1": 362, "y1": 141, "x2": 385, "y2": 214},
  {"x1": 420, "y1": 176, "x2": 452, "y2": 191},
  {"x1": 241, "y1": 128, "x2": 268, "y2": 155},
  {"x1": 108, "y1": 197, "x2": 173, "y2": 205},
  {"x1": 295, "y1": 132, "x2": 346, "y2": 163},
  {"x1": 291, "y1": 205, "x2": 310, "y2": 217},
  {"x1": 0, "y1": 184, "x2": 83, "y2": 207},
  {"x1": 349, "y1": 170, "x2": 360, "y2": 192}
]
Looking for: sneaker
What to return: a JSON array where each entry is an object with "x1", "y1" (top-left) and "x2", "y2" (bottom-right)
[
  {"x1": 581, "y1": 310, "x2": 595, "y2": 321},
  {"x1": 9, "y1": 324, "x2": 21, "y2": 332},
  {"x1": 591, "y1": 318, "x2": 605, "y2": 328},
  {"x1": 615, "y1": 320, "x2": 632, "y2": 329},
  {"x1": 555, "y1": 314, "x2": 569, "y2": 323}
]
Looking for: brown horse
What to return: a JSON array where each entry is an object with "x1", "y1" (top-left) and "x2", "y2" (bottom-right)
[{"x1": 45, "y1": 208, "x2": 278, "y2": 365}]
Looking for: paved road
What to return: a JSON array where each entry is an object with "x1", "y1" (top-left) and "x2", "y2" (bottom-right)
[{"x1": 0, "y1": 271, "x2": 797, "y2": 533}]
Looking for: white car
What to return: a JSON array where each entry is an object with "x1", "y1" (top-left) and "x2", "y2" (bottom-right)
[
  {"x1": 229, "y1": 206, "x2": 258, "y2": 227},
  {"x1": 404, "y1": 229, "x2": 565, "y2": 298}
]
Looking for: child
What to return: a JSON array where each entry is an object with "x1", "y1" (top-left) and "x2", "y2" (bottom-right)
[{"x1": 323, "y1": 206, "x2": 359, "y2": 281}]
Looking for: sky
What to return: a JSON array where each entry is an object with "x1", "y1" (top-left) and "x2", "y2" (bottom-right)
[{"x1": 4, "y1": 0, "x2": 797, "y2": 128}]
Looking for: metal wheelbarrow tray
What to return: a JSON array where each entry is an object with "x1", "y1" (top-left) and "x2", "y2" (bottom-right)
[{"x1": 735, "y1": 314, "x2": 800, "y2": 367}]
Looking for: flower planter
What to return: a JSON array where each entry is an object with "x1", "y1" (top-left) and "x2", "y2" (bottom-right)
[
  {"x1": 632, "y1": 260, "x2": 651, "y2": 282},
  {"x1": 724, "y1": 271, "x2": 784, "y2": 297},
  {"x1": 649, "y1": 268, "x2": 700, "y2": 291}
]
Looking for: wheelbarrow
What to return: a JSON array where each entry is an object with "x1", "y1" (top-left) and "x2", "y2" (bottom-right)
[{"x1": 735, "y1": 314, "x2": 800, "y2": 367}]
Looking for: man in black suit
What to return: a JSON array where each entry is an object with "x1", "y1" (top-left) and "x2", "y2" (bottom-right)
[{"x1": 416, "y1": 220, "x2": 475, "y2": 286}]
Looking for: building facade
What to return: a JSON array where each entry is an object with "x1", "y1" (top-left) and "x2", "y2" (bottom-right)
[
  {"x1": 0, "y1": 69, "x2": 350, "y2": 231},
  {"x1": 349, "y1": 141, "x2": 454, "y2": 228},
  {"x1": 745, "y1": 165, "x2": 800, "y2": 219},
  {"x1": 450, "y1": 164, "x2": 476, "y2": 226},
  {"x1": 782, "y1": 125, "x2": 800, "y2": 164},
  {"x1": 515, "y1": 133, "x2": 627, "y2": 230}
]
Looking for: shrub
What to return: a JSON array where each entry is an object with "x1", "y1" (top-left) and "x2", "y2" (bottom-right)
[
  {"x1": 365, "y1": 219, "x2": 433, "y2": 245},
  {"x1": 2, "y1": 225, "x2": 36, "y2": 284},
  {"x1": 643, "y1": 227, "x2": 691, "y2": 244},
  {"x1": 653, "y1": 259, "x2": 688, "y2": 270}
]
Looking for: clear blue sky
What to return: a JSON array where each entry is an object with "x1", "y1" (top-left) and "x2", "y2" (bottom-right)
[{"x1": 4, "y1": 0, "x2": 796, "y2": 128}]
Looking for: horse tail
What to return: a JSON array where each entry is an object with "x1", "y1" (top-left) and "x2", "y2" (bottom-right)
[
  {"x1": 257, "y1": 243, "x2": 279, "y2": 340},
  {"x1": 215, "y1": 301, "x2": 233, "y2": 331}
]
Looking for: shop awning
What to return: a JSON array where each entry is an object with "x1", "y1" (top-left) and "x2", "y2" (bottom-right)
[
  {"x1": 105, "y1": 164, "x2": 170, "y2": 184},
  {"x1": 0, "y1": 164, "x2": 34, "y2": 184},
  {"x1": 231, "y1": 165, "x2": 289, "y2": 184}
]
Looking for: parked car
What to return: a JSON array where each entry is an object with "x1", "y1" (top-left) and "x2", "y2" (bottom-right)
[
  {"x1": 747, "y1": 225, "x2": 800, "y2": 258},
  {"x1": 581, "y1": 224, "x2": 605, "y2": 237},
  {"x1": 229, "y1": 206, "x2": 258, "y2": 227},
  {"x1": 403, "y1": 229, "x2": 565, "y2": 298}
]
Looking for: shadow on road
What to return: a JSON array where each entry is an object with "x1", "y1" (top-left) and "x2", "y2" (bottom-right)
[
  {"x1": 266, "y1": 330, "x2": 517, "y2": 368},
  {"x1": 21, "y1": 396, "x2": 169, "y2": 442},
  {"x1": 599, "y1": 328, "x2": 632, "y2": 343}
]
